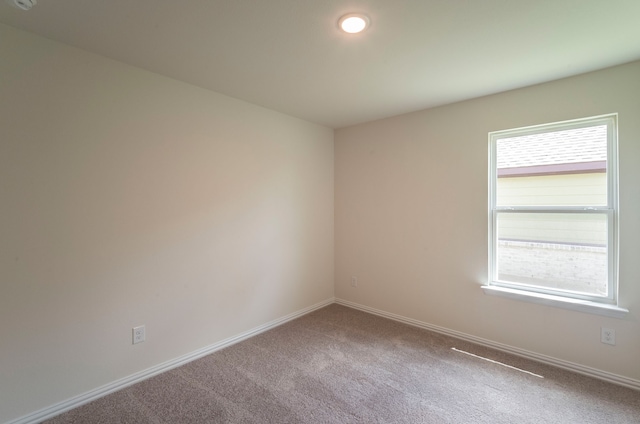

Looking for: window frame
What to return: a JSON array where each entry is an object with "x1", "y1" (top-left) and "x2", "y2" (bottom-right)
[{"x1": 488, "y1": 114, "x2": 619, "y2": 306}]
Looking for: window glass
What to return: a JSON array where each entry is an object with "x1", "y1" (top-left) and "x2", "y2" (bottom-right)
[
  {"x1": 489, "y1": 115, "x2": 617, "y2": 304},
  {"x1": 496, "y1": 125, "x2": 607, "y2": 207},
  {"x1": 496, "y1": 212, "x2": 608, "y2": 297}
]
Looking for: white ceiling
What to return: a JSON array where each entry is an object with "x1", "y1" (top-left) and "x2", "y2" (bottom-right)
[{"x1": 2, "y1": 0, "x2": 640, "y2": 128}]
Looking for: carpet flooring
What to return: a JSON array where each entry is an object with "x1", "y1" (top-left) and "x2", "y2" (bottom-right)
[{"x1": 44, "y1": 304, "x2": 640, "y2": 423}]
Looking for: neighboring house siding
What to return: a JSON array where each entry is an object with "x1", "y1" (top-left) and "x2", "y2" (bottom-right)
[
  {"x1": 497, "y1": 212, "x2": 606, "y2": 246},
  {"x1": 495, "y1": 171, "x2": 608, "y2": 294},
  {"x1": 497, "y1": 172, "x2": 607, "y2": 207},
  {"x1": 497, "y1": 172, "x2": 607, "y2": 245}
]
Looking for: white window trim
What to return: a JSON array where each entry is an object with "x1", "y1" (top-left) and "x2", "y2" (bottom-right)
[
  {"x1": 480, "y1": 285, "x2": 628, "y2": 318},
  {"x1": 486, "y1": 114, "x2": 627, "y2": 317}
]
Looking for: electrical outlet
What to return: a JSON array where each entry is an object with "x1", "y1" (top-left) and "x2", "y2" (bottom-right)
[
  {"x1": 350, "y1": 276, "x2": 358, "y2": 287},
  {"x1": 133, "y1": 325, "x2": 145, "y2": 344},
  {"x1": 601, "y1": 327, "x2": 615, "y2": 345}
]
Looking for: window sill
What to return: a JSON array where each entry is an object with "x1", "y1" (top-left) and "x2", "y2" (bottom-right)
[{"x1": 481, "y1": 285, "x2": 629, "y2": 319}]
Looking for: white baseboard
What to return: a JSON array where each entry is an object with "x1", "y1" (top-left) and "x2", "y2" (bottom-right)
[
  {"x1": 335, "y1": 298, "x2": 640, "y2": 391},
  {"x1": 11, "y1": 296, "x2": 638, "y2": 424},
  {"x1": 8, "y1": 297, "x2": 335, "y2": 424}
]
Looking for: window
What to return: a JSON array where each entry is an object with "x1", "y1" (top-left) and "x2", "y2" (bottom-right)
[{"x1": 487, "y1": 114, "x2": 621, "y2": 311}]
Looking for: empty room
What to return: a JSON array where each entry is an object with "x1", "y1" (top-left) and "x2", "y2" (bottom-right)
[{"x1": 1, "y1": 1, "x2": 639, "y2": 423}]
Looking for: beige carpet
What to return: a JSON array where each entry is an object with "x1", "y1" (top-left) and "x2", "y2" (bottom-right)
[{"x1": 44, "y1": 304, "x2": 640, "y2": 423}]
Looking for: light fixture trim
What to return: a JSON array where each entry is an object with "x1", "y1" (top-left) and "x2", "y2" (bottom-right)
[
  {"x1": 6, "y1": 0, "x2": 37, "y2": 10},
  {"x1": 338, "y1": 13, "x2": 370, "y2": 34}
]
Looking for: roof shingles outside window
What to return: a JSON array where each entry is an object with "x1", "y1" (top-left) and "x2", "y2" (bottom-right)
[{"x1": 497, "y1": 125, "x2": 607, "y2": 177}]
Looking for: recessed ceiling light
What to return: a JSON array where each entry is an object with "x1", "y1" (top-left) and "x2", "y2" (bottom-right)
[{"x1": 338, "y1": 13, "x2": 370, "y2": 34}]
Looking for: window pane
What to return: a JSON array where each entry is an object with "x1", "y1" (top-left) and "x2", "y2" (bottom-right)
[
  {"x1": 496, "y1": 212, "x2": 607, "y2": 296},
  {"x1": 496, "y1": 125, "x2": 607, "y2": 206}
]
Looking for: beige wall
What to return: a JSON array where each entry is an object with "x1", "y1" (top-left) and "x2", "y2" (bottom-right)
[
  {"x1": 3, "y1": 19, "x2": 640, "y2": 423},
  {"x1": 0, "y1": 24, "x2": 334, "y2": 422},
  {"x1": 335, "y1": 61, "x2": 640, "y2": 381}
]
